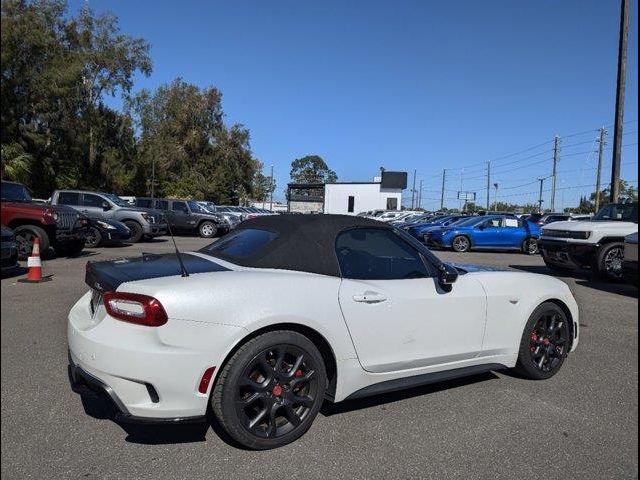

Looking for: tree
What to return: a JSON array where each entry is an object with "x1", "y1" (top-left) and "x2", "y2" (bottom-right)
[
  {"x1": 72, "y1": 3, "x2": 151, "y2": 169},
  {"x1": 1, "y1": 0, "x2": 148, "y2": 196},
  {"x1": 129, "y1": 78, "x2": 258, "y2": 204},
  {"x1": 1, "y1": 142, "x2": 32, "y2": 183},
  {"x1": 251, "y1": 162, "x2": 276, "y2": 202},
  {"x1": 591, "y1": 179, "x2": 638, "y2": 205},
  {"x1": 290, "y1": 155, "x2": 337, "y2": 184}
]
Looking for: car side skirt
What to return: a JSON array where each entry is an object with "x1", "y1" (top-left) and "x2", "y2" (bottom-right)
[{"x1": 343, "y1": 363, "x2": 506, "y2": 401}]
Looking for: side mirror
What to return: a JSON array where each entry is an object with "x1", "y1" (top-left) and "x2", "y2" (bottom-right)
[
  {"x1": 101, "y1": 201, "x2": 111, "y2": 211},
  {"x1": 438, "y1": 263, "x2": 459, "y2": 290}
]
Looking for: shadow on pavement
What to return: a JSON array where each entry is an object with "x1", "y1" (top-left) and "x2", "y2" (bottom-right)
[
  {"x1": 321, "y1": 372, "x2": 499, "y2": 417},
  {"x1": 78, "y1": 392, "x2": 210, "y2": 444}
]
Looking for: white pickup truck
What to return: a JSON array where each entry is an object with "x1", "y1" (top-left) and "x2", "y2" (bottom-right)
[{"x1": 539, "y1": 202, "x2": 638, "y2": 281}]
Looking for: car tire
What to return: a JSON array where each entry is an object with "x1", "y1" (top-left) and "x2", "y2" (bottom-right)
[
  {"x1": 211, "y1": 330, "x2": 327, "y2": 450},
  {"x1": 13, "y1": 225, "x2": 50, "y2": 260},
  {"x1": 85, "y1": 227, "x2": 103, "y2": 248},
  {"x1": 198, "y1": 221, "x2": 217, "y2": 238},
  {"x1": 513, "y1": 302, "x2": 571, "y2": 380},
  {"x1": 452, "y1": 235, "x2": 471, "y2": 253},
  {"x1": 522, "y1": 238, "x2": 539, "y2": 255},
  {"x1": 593, "y1": 243, "x2": 625, "y2": 282},
  {"x1": 123, "y1": 221, "x2": 143, "y2": 243}
]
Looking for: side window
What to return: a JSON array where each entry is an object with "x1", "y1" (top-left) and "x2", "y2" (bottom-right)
[
  {"x1": 336, "y1": 228, "x2": 429, "y2": 280},
  {"x1": 156, "y1": 200, "x2": 168, "y2": 210},
  {"x1": 83, "y1": 194, "x2": 104, "y2": 207},
  {"x1": 57, "y1": 192, "x2": 80, "y2": 206},
  {"x1": 136, "y1": 199, "x2": 152, "y2": 208},
  {"x1": 171, "y1": 201, "x2": 187, "y2": 212}
]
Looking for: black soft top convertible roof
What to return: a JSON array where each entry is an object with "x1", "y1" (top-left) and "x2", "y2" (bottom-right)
[{"x1": 205, "y1": 214, "x2": 392, "y2": 277}]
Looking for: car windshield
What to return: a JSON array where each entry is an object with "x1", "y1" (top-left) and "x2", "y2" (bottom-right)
[
  {"x1": 188, "y1": 201, "x2": 210, "y2": 214},
  {"x1": 102, "y1": 193, "x2": 130, "y2": 207},
  {"x1": 592, "y1": 203, "x2": 638, "y2": 222},
  {"x1": 200, "y1": 228, "x2": 277, "y2": 259},
  {"x1": 1, "y1": 182, "x2": 32, "y2": 202}
]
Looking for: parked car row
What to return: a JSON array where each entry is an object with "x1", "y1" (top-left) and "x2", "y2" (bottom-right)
[{"x1": 1, "y1": 181, "x2": 277, "y2": 260}]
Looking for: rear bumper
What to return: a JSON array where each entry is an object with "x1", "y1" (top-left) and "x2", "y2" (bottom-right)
[
  {"x1": 68, "y1": 353, "x2": 206, "y2": 424},
  {"x1": 67, "y1": 290, "x2": 245, "y2": 420}
]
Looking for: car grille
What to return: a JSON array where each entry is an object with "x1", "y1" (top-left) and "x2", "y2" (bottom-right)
[
  {"x1": 56, "y1": 211, "x2": 78, "y2": 231},
  {"x1": 542, "y1": 230, "x2": 590, "y2": 240}
]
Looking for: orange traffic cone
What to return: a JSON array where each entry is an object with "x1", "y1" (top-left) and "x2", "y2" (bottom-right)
[{"x1": 18, "y1": 237, "x2": 52, "y2": 283}]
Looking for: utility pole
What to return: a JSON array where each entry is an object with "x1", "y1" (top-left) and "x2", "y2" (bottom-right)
[
  {"x1": 440, "y1": 169, "x2": 447, "y2": 211},
  {"x1": 486, "y1": 161, "x2": 491, "y2": 210},
  {"x1": 595, "y1": 127, "x2": 607, "y2": 211},
  {"x1": 418, "y1": 180, "x2": 423, "y2": 209},
  {"x1": 550, "y1": 136, "x2": 560, "y2": 211},
  {"x1": 493, "y1": 183, "x2": 499, "y2": 210},
  {"x1": 611, "y1": 0, "x2": 630, "y2": 203},
  {"x1": 537, "y1": 178, "x2": 545, "y2": 213},
  {"x1": 269, "y1": 164, "x2": 274, "y2": 211},
  {"x1": 411, "y1": 169, "x2": 417, "y2": 209}
]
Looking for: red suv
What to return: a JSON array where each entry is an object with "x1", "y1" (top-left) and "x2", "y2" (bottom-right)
[{"x1": 0, "y1": 181, "x2": 88, "y2": 258}]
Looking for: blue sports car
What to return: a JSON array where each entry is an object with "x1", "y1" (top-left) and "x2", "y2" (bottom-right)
[
  {"x1": 405, "y1": 215, "x2": 467, "y2": 239},
  {"x1": 425, "y1": 215, "x2": 541, "y2": 254}
]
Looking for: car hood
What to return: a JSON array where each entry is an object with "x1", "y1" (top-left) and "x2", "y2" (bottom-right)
[
  {"x1": 451, "y1": 263, "x2": 509, "y2": 273},
  {"x1": 1, "y1": 200, "x2": 54, "y2": 213},
  {"x1": 542, "y1": 220, "x2": 638, "y2": 232},
  {"x1": 85, "y1": 252, "x2": 229, "y2": 292}
]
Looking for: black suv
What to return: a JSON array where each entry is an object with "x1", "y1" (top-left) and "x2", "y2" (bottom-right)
[{"x1": 134, "y1": 198, "x2": 229, "y2": 238}]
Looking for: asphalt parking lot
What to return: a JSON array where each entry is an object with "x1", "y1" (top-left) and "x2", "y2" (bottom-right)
[{"x1": 1, "y1": 237, "x2": 638, "y2": 480}]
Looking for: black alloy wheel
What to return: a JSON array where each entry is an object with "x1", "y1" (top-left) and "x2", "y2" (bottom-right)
[
  {"x1": 212, "y1": 331, "x2": 327, "y2": 450},
  {"x1": 514, "y1": 302, "x2": 570, "y2": 380},
  {"x1": 595, "y1": 243, "x2": 625, "y2": 281},
  {"x1": 235, "y1": 344, "x2": 319, "y2": 439},
  {"x1": 85, "y1": 226, "x2": 103, "y2": 248},
  {"x1": 13, "y1": 225, "x2": 50, "y2": 260}
]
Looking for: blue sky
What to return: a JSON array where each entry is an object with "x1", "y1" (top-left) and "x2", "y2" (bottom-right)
[{"x1": 70, "y1": 0, "x2": 638, "y2": 209}]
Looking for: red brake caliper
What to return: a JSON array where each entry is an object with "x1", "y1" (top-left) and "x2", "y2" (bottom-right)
[
  {"x1": 530, "y1": 332, "x2": 538, "y2": 352},
  {"x1": 294, "y1": 369, "x2": 304, "y2": 378}
]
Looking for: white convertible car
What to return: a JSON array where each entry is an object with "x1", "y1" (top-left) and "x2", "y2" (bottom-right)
[{"x1": 68, "y1": 215, "x2": 579, "y2": 449}]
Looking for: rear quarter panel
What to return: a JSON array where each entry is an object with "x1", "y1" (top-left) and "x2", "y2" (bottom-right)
[{"x1": 118, "y1": 268, "x2": 359, "y2": 371}]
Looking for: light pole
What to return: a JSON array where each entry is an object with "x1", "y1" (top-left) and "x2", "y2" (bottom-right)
[
  {"x1": 493, "y1": 183, "x2": 499, "y2": 210},
  {"x1": 269, "y1": 164, "x2": 274, "y2": 211}
]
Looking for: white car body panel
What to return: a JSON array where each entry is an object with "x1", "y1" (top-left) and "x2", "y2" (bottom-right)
[
  {"x1": 541, "y1": 220, "x2": 638, "y2": 244},
  {"x1": 338, "y1": 275, "x2": 487, "y2": 373},
  {"x1": 68, "y1": 253, "x2": 579, "y2": 419}
]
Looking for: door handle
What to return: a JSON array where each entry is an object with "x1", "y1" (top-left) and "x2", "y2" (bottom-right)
[{"x1": 353, "y1": 293, "x2": 387, "y2": 304}]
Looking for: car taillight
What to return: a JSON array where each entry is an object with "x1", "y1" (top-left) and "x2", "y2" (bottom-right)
[{"x1": 103, "y1": 292, "x2": 168, "y2": 327}]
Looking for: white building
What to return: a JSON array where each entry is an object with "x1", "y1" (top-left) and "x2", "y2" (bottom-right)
[{"x1": 287, "y1": 171, "x2": 407, "y2": 215}]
